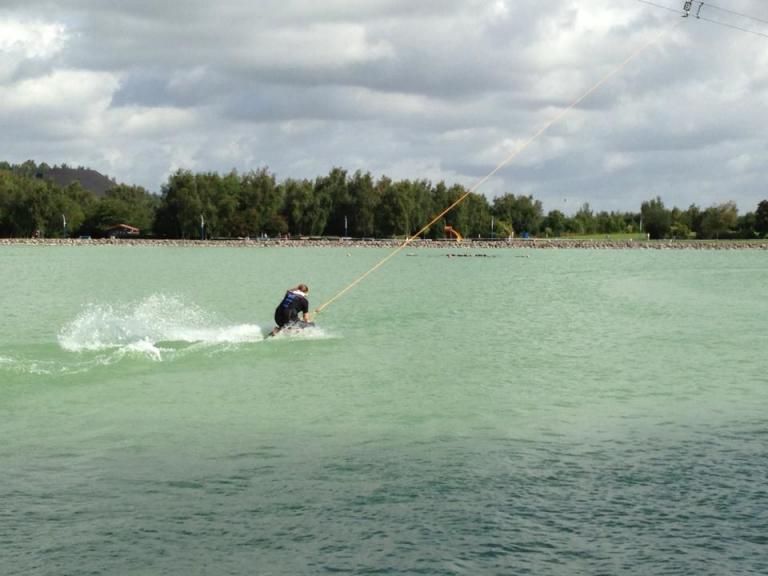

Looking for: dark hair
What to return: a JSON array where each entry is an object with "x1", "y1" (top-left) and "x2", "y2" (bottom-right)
[{"x1": 294, "y1": 284, "x2": 309, "y2": 293}]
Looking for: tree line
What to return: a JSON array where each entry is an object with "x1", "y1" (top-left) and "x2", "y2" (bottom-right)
[{"x1": 1, "y1": 160, "x2": 767, "y2": 240}]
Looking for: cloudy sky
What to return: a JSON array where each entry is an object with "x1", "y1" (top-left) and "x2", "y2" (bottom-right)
[{"x1": 1, "y1": 0, "x2": 766, "y2": 212}]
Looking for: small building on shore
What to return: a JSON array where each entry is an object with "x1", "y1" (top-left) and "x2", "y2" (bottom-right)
[{"x1": 104, "y1": 224, "x2": 140, "y2": 238}]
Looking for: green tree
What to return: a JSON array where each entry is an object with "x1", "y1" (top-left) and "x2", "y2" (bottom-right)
[
  {"x1": 755, "y1": 200, "x2": 768, "y2": 238},
  {"x1": 239, "y1": 168, "x2": 283, "y2": 236},
  {"x1": 346, "y1": 170, "x2": 379, "y2": 237},
  {"x1": 669, "y1": 205, "x2": 691, "y2": 239},
  {"x1": 211, "y1": 170, "x2": 241, "y2": 237},
  {"x1": 618, "y1": 211, "x2": 641, "y2": 234},
  {"x1": 429, "y1": 182, "x2": 453, "y2": 238},
  {"x1": 268, "y1": 213, "x2": 289, "y2": 236},
  {"x1": 542, "y1": 210, "x2": 567, "y2": 237},
  {"x1": 192, "y1": 172, "x2": 224, "y2": 238},
  {"x1": 44, "y1": 183, "x2": 90, "y2": 237},
  {"x1": 376, "y1": 180, "x2": 414, "y2": 236},
  {"x1": 572, "y1": 203, "x2": 596, "y2": 235},
  {"x1": 641, "y1": 196, "x2": 672, "y2": 239},
  {"x1": 17, "y1": 159, "x2": 38, "y2": 178},
  {"x1": 684, "y1": 204, "x2": 704, "y2": 238},
  {"x1": 307, "y1": 174, "x2": 334, "y2": 235},
  {"x1": 81, "y1": 198, "x2": 134, "y2": 234},
  {"x1": 700, "y1": 202, "x2": 738, "y2": 239},
  {"x1": 460, "y1": 192, "x2": 492, "y2": 238},
  {"x1": 494, "y1": 220, "x2": 514, "y2": 238},
  {"x1": 429, "y1": 183, "x2": 472, "y2": 239},
  {"x1": 408, "y1": 180, "x2": 436, "y2": 237},
  {"x1": 737, "y1": 212, "x2": 757, "y2": 239},
  {"x1": 154, "y1": 170, "x2": 202, "y2": 238},
  {"x1": 78, "y1": 184, "x2": 155, "y2": 236},
  {"x1": 492, "y1": 193, "x2": 543, "y2": 236},
  {"x1": 281, "y1": 178, "x2": 314, "y2": 236},
  {"x1": 102, "y1": 184, "x2": 158, "y2": 231},
  {"x1": 0, "y1": 170, "x2": 94, "y2": 238},
  {"x1": 4, "y1": 179, "x2": 48, "y2": 236},
  {"x1": 0, "y1": 170, "x2": 19, "y2": 235},
  {"x1": 319, "y1": 168, "x2": 350, "y2": 236}
]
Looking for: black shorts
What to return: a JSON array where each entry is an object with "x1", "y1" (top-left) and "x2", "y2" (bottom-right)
[{"x1": 274, "y1": 307, "x2": 299, "y2": 327}]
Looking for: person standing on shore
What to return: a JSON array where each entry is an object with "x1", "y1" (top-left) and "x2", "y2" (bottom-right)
[{"x1": 270, "y1": 284, "x2": 313, "y2": 336}]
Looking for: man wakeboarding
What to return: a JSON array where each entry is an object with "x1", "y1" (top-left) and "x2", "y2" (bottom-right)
[{"x1": 269, "y1": 284, "x2": 314, "y2": 336}]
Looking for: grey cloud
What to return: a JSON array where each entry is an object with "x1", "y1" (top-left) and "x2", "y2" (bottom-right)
[
  {"x1": 1, "y1": 0, "x2": 765, "y2": 212},
  {"x1": 112, "y1": 67, "x2": 230, "y2": 108}
]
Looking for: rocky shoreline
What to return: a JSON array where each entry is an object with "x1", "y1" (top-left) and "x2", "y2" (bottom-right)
[{"x1": 1, "y1": 237, "x2": 767, "y2": 249}]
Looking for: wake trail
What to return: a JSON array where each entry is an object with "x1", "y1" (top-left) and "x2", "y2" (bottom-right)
[{"x1": 57, "y1": 294, "x2": 265, "y2": 362}]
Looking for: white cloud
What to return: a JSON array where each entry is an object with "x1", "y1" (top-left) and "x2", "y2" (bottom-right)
[
  {"x1": 0, "y1": 17, "x2": 67, "y2": 58},
  {"x1": 603, "y1": 152, "x2": 636, "y2": 173},
  {"x1": 0, "y1": 16, "x2": 68, "y2": 81},
  {"x1": 112, "y1": 106, "x2": 198, "y2": 138},
  {"x1": 1, "y1": 70, "x2": 119, "y2": 139},
  {"x1": 492, "y1": 0, "x2": 510, "y2": 19},
  {"x1": 243, "y1": 23, "x2": 394, "y2": 70}
]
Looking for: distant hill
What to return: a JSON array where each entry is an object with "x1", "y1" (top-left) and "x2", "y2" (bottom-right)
[
  {"x1": 39, "y1": 166, "x2": 118, "y2": 197},
  {"x1": 0, "y1": 160, "x2": 120, "y2": 197}
]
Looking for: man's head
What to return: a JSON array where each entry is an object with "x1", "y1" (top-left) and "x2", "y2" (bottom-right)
[{"x1": 297, "y1": 284, "x2": 309, "y2": 293}]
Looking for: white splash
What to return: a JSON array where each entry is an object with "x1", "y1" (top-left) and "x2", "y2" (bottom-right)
[
  {"x1": 269, "y1": 324, "x2": 333, "y2": 341},
  {"x1": 58, "y1": 294, "x2": 264, "y2": 360},
  {"x1": 123, "y1": 339, "x2": 163, "y2": 362}
]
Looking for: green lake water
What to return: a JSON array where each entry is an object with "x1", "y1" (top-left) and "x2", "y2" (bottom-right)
[{"x1": 1, "y1": 245, "x2": 766, "y2": 575}]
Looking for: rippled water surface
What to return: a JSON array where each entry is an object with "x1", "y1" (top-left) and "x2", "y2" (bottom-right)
[{"x1": 1, "y1": 245, "x2": 767, "y2": 575}]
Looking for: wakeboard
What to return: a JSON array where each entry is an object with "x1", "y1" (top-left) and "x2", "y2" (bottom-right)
[{"x1": 267, "y1": 321, "x2": 316, "y2": 338}]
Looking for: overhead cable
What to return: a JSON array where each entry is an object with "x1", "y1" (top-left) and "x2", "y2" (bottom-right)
[
  {"x1": 637, "y1": 0, "x2": 685, "y2": 15},
  {"x1": 698, "y1": 15, "x2": 768, "y2": 38},
  {"x1": 637, "y1": 0, "x2": 768, "y2": 39},
  {"x1": 703, "y1": 2, "x2": 768, "y2": 27}
]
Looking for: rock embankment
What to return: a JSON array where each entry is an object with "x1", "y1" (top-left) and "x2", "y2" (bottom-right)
[{"x1": 1, "y1": 237, "x2": 767, "y2": 249}]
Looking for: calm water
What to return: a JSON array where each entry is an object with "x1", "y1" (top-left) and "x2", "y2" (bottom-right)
[{"x1": 1, "y1": 245, "x2": 766, "y2": 575}]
